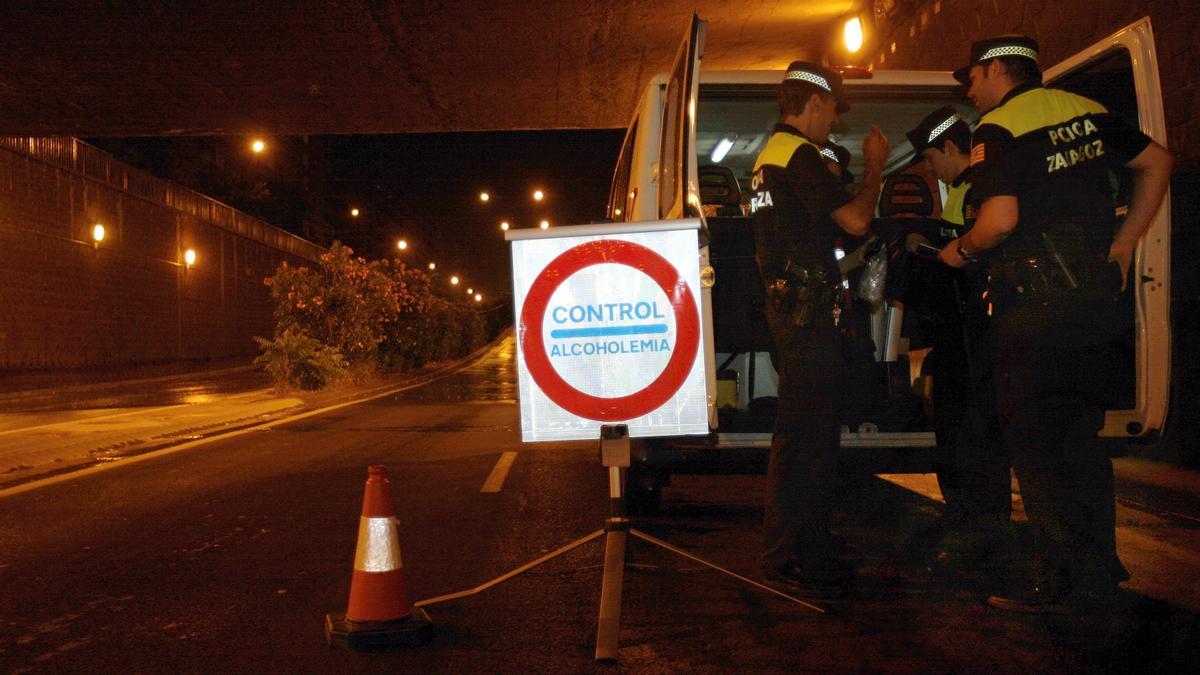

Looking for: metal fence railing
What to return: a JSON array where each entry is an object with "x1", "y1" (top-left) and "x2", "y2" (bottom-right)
[{"x1": 0, "y1": 136, "x2": 325, "y2": 262}]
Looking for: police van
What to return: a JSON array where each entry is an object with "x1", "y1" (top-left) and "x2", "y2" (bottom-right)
[{"x1": 608, "y1": 15, "x2": 1172, "y2": 511}]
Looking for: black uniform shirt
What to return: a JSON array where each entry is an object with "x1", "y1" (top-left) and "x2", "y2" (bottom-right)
[
  {"x1": 968, "y1": 82, "x2": 1152, "y2": 259},
  {"x1": 750, "y1": 124, "x2": 852, "y2": 277}
]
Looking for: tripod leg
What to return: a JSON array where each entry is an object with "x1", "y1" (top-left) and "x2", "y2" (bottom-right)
[
  {"x1": 630, "y1": 529, "x2": 826, "y2": 614},
  {"x1": 414, "y1": 529, "x2": 605, "y2": 608},
  {"x1": 595, "y1": 527, "x2": 628, "y2": 661}
]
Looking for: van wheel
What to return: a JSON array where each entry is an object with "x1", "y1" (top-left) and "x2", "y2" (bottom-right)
[{"x1": 625, "y1": 464, "x2": 665, "y2": 515}]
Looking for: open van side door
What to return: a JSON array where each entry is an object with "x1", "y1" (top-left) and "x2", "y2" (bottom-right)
[
  {"x1": 1043, "y1": 17, "x2": 1171, "y2": 437},
  {"x1": 658, "y1": 14, "x2": 707, "y2": 221}
]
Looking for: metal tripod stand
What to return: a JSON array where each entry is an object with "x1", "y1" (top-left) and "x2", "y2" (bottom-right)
[{"x1": 413, "y1": 425, "x2": 825, "y2": 662}]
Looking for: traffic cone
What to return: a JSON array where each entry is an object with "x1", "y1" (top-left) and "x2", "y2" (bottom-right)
[{"x1": 326, "y1": 465, "x2": 433, "y2": 649}]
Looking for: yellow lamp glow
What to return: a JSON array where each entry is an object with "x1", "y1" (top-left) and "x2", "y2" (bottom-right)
[
  {"x1": 844, "y1": 17, "x2": 864, "y2": 53},
  {"x1": 184, "y1": 249, "x2": 197, "y2": 266},
  {"x1": 92, "y1": 223, "x2": 106, "y2": 242}
]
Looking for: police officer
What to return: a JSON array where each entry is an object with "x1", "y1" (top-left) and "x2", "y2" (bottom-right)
[
  {"x1": 938, "y1": 36, "x2": 1174, "y2": 611},
  {"x1": 906, "y1": 106, "x2": 1011, "y2": 567},
  {"x1": 752, "y1": 61, "x2": 889, "y2": 597}
]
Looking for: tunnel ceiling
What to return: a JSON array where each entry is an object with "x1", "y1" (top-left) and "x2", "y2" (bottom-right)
[{"x1": 1, "y1": 1, "x2": 864, "y2": 136}]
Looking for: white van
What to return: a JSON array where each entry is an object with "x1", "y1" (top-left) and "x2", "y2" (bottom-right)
[{"x1": 607, "y1": 16, "x2": 1172, "y2": 511}]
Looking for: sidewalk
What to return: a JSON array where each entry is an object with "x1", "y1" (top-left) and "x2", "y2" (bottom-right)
[{"x1": 0, "y1": 336, "x2": 507, "y2": 490}]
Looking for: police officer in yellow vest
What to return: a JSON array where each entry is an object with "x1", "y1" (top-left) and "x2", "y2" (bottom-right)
[
  {"x1": 907, "y1": 106, "x2": 1011, "y2": 568},
  {"x1": 938, "y1": 36, "x2": 1174, "y2": 612},
  {"x1": 752, "y1": 61, "x2": 889, "y2": 597}
]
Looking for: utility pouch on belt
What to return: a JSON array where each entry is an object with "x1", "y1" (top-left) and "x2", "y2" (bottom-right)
[
  {"x1": 764, "y1": 262, "x2": 838, "y2": 329},
  {"x1": 990, "y1": 231, "x2": 1114, "y2": 306}
]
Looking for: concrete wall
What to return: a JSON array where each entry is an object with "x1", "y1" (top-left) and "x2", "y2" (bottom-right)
[{"x1": 0, "y1": 138, "x2": 323, "y2": 371}]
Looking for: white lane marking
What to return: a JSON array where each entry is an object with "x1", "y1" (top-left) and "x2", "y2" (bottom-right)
[{"x1": 480, "y1": 452, "x2": 518, "y2": 493}]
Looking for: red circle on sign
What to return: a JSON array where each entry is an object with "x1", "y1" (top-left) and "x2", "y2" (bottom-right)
[{"x1": 519, "y1": 239, "x2": 701, "y2": 421}]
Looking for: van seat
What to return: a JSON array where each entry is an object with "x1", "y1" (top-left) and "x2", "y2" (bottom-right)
[
  {"x1": 707, "y1": 216, "x2": 771, "y2": 352},
  {"x1": 699, "y1": 165, "x2": 743, "y2": 217}
]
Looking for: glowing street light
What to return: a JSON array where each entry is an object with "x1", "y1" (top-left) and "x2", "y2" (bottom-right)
[
  {"x1": 396, "y1": 239, "x2": 408, "y2": 251},
  {"x1": 532, "y1": 189, "x2": 544, "y2": 202},
  {"x1": 500, "y1": 221, "x2": 510, "y2": 231},
  {"x1": 428, "y1": 261, "x2": 436, "y2": 270},
  {"x1": 540, "y1": 220, "x2": 550, "y2": 230},
  {"x1": 183, "y1": 248, "x2": 197, "y2": 268},
  {"x1": 350, "y1": 207, "x2": 360, "y2": 217},
  {"x1": 91, "y1": 223, "x2": 106, "y2": 243},
  {"x1": 474, "y1": 293, "x2": 482, "y2": 302},
  {"x1": 467, "y1": 288, "x2": 474, "y2": 295},
  {"x1": 251, "y1": 139, "x2": 266, "y2": 154},
  {"x1": 450, "y1": 275, "x2": 460, "y2": 286},
  {"x1": 843, "y1": 16, "x2": 864, "y2": 53},
  {"x1": 479, "y1": 191, "x2": 491, "y2": 202}
]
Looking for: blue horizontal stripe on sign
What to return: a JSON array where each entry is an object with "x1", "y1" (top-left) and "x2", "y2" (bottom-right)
[{"x1": 550, "y1": 324, "x2": 669, "y2": 339}]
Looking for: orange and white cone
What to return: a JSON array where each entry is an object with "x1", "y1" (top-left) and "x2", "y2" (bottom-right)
[{"x1": 325, "y1": 465, "x2": 432, "y2": 649}]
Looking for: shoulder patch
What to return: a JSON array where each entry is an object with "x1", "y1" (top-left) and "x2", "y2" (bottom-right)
[{"x1": 970, "y1": 143, "x2": 986, "y2": 166}]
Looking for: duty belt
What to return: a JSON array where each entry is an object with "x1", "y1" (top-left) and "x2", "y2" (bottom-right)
[
  {"x1": 763, "y1": 261, "x2": 840, "y2": 329},
  {"x1": 989, "y1": 234, "x2": 1112, "y2": 303}
]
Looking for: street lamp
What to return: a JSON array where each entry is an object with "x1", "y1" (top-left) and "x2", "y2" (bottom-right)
[
  {"x1": 540, "y1": 220, "x2": 550, "y2": 230},
  {"x1": 428, "y1": 261, "x2": 436, "y2": 270},
  {"x1": 91, "y1": 223, "x2": 106, "y2": 244},
  {"x1": 350, "y1": 207, "x2": 360, "y2": 217},
  {"x1": 479, "y1": 191, "x2": 490, "y2": 202},
  {"x1": 467, "y1": 287, "x2": 473, "y2": 295},
  {"x1": 251, "y1": 139, "x2": 266, "y2": 154},
  {"x1": 474, "y1": 294, "x2": 482, "y2": 302},
  {"x1": 843, "y1": 16, "x2": 864, "y2": 53},
  {"x1": 183, "y1": 248, "x2": 197, "y2": 268},
  {"x1": 397, "y1": 239, "x2": 408, "y2": 251},
  {"x1": 500, "y1": 221, "x2": 510, "y2": 231},
  {"x1": 450, "y1": 275, "x2": 460, "y2": 286},
  {"x1": 532, "y1": 189, "x2": 544, "y2": 202}
]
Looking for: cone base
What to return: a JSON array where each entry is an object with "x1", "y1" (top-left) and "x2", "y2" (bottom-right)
[{"x1": 325, "y1": 608, "x2": 433, "y2": 650}]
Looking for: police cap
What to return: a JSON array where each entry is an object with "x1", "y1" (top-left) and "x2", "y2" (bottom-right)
[
  {"x1": 820, "y1": 142, "x2": 854, "y2": 183},
  {"x1": 782, "y1": 61, "x2": 850, "y2": 113},
  {"x1": 953, "y1": 35, "x2": 1040, "y2": 85},
  {"x1": 905, "y1": 105, "x2": 969, "y2": 154}
]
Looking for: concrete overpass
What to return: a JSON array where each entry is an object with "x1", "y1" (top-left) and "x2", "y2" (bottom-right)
[{"x1": 1, "y1": 0, "x2": 864, "y2": 137}]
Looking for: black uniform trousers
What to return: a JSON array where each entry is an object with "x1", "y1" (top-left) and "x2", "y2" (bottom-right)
[
  {"x1": 761, "y1": 279, "x2": 845, "y2": 572},
  {"x1": 989, "y1": 262, "x2": 1132, "y2": 591},
  {"x1": 928, "y1": 271, "x2": 1011, "y2": 525}
]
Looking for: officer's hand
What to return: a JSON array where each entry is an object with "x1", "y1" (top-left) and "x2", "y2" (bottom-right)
[
  {"x1": 862, "y1": 126, "x2": 890, "y2": 169},
  {"x1": 938, "y1": 239, "x2": 968, "y2": 268},
  {"x1": 1107, "y1": 241, "x2": 1134, "y2": 291}
]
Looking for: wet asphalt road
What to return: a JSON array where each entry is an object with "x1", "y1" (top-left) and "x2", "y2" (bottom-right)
[{"x1": 2, "y1": 338, "x2": 1198, "y2": 672}]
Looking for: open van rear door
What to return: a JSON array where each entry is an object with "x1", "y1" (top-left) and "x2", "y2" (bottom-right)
[
  {"x1": 658, "y1": 14, "x2": 707, "y2": 221},
  {"x1": 1043, "y1": 17, "x2": 1171, "y2": 438}
]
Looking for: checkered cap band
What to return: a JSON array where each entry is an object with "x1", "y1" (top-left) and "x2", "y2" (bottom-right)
[
  {"x1": 927, "y1": 114, "x2": 962, "y2": 143},
  {"x1": 979, "y1": 45, "x2": 1038, "y2": 62},
  {"x1": 820, "y1": 147, "x2": 838, "y2": 162},
  {"x1": 784, "y1": 70, "x2": 832, "y2": 93}
]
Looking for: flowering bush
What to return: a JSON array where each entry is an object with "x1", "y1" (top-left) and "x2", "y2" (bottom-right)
[
  {"x1": 257, "y1": 241, "x2": 508, "y2": 389},
  {"x1": 254, "y1": 329, "x2": 348, "y2": 390}
]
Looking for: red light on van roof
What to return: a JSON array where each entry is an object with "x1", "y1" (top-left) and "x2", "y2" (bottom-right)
[{"x1": 833, "y1": 65, "x2": 873, "y2": 80}]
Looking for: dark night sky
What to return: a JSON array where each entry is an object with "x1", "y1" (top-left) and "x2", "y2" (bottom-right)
[
  {"x1": 316, "y1": 130, "x2": 625, "y2": 297},
  {"x1": 90, "y1": 130, "x2": 625, "y2": 299}
]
